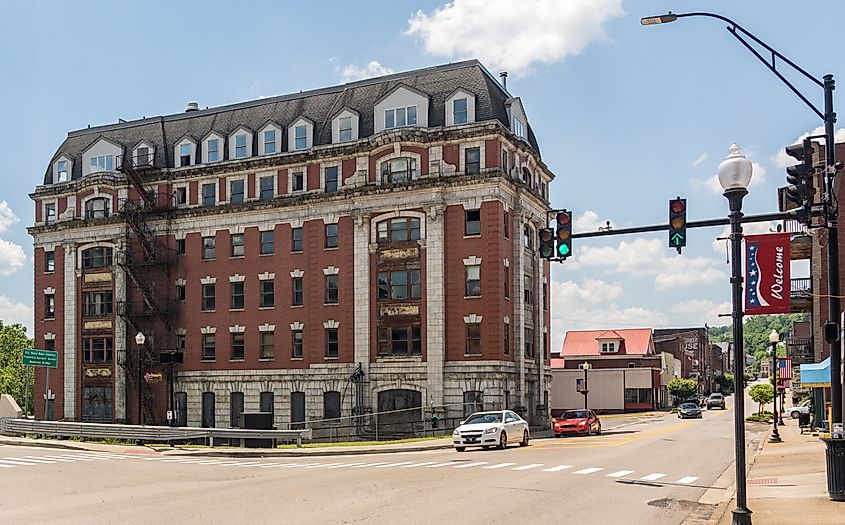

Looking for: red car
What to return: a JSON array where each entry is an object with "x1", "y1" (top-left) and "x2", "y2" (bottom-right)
[{"x1": 553, "y1": 409, "x2": 602, "y2": 437}]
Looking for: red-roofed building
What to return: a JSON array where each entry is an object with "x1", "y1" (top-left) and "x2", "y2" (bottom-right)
[{"x1": 550, "y1": 328, "x2": 674, "y2": 413}]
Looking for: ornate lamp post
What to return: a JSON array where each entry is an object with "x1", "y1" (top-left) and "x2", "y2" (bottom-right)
[
  {"x1": 769, "y1": 330, "x2": 783, "y2": 443},
  {"x1": 718, "y1": 144, "x2": 754, "y2": 525},
  {"x1": 134, "y1": 331, "x2": 145, "y2": 425}
]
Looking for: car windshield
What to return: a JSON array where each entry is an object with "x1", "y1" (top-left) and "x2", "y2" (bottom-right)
[
  {"x1": 680, "y1": 403, "x2": 698, "y2": 409},
  {"x1": 561, "y1": 410, "x2": 589, "y2": 419},
  {"x1": 709, "y1": 394, "x2": 723, "y2": 399},
  {"x1": 463, "y1": 413, "x2": 503, "y2": 425}
]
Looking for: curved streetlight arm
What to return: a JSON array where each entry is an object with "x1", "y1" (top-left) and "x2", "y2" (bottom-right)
[{"x1": 643, "y1": 11, "x2": 826, "y2": 120}]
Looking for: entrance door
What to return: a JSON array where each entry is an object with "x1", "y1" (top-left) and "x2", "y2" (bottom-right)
[
  {"x1": 291, "y1": 391, "x2": 305, "y2": 430},
  {"x1": 81, "y1": 387, "x2": 113, "y2": 423},
  {"x1": 201, "y1": 392, "x2": 215, "y2": 428}
]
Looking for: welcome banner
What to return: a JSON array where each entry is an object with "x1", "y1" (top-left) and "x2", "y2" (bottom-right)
[{"x1": 745, "y1": 233, "x2": 791, "y2": 315}]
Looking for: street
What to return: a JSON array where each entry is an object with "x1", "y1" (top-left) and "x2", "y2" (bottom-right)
[{"x1": 0, "y1": 397, "x2": 766, "y2": 525}]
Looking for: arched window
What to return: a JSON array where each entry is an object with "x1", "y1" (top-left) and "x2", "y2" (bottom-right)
[
  {"x1": 85, "y1": 197, "x2": 110, "y2": 219},
  {"x1": 381, "y1": 158, "x2": 417, "y2": 184},
  {"x1": 521, "y1": 167, "x2": 532, "y2": 185}
]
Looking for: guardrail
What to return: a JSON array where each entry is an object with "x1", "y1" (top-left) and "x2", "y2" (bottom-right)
[{"x1": 0, "y1": 418, "x2": 312, "y2": 447}]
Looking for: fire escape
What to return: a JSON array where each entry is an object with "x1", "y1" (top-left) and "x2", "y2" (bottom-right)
[{"x1": 116, "y1": 151, "x2": 177, "y2": 425}]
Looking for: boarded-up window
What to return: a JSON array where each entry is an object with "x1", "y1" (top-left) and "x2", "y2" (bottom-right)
[{"x1": 323, "y1": 391, "x2": 341, "y2": 420}]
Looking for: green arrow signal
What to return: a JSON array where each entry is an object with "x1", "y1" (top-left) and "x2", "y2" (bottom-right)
[{"x1": 671, "y1": 232, "x2": 684, "y2": 246}]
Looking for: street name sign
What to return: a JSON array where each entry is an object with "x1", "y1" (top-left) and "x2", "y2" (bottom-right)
[{"x1": 22, "y1": 348, "x2": 58, "y2": 368}]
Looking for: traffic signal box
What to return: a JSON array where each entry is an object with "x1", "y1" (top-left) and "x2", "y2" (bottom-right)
[
  {"x1": 784, "y1": 138, "x2": 817, "y2": 223},
  {"x1": 669, "y1": 198, "x2": 686, "y2": 254},
  {"x1": 538, "y1": 228, "x2": 555, "y2": 259},
  {"x1": 555, "y1": 210, "x2": 572, "y2": 260}
]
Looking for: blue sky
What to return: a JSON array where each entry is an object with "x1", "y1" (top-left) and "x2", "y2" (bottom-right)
[{"x1": 0, "y1": 1, "x2": 842, "y2": 352}]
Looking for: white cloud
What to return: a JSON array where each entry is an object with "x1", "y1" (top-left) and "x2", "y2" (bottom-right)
[
  {"x1": 405, "y1": 0, "x2": 625, "y2": 77},
  {"x1": 567, "y1": 238, "x2": 726, "y2": 291},
  {"x1": 690, "y1": 153, "x2": 708, "y2": 167},
  {"x1": 0, "y1": 201, "x2": 18, "y2": 234},
  {"x1": 0, "y1": 239, "x2": 26, "y2": 276},
  {"x1": 691, "y1": 161, "x2": 767, "y2": 194},
  {"x1": 0, "y1": 294, "x2": 32, "y2": 334},
  {"x1": 573, "y1": 210, "x2": 614, "y2": 233},
  {"x1": 338, "y1": 61, "x2": 394, "y2": 83},
  {"x1": 671, "y1": 299, "x2": 732, "y2": 328},
  {"x1": 772, "y1": 126, "x2": 845, "y2": 169}
]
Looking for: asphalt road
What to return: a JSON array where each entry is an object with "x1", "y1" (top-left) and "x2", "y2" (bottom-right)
[{"x1": 0, "y1": 397, "x2": 766, "y2": 525}]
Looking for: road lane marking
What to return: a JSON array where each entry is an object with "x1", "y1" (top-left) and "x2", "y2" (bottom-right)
[
  {"x1": 28, "y1": 455, "x2": 75, "y2": 463},
  {"x1": 232, "y1": 462, "x2": 265, "y2": 467},
  {"x1": 282, "y1": 462, "x2": 322, "y2": 468},
  {"x1": 0, "y1": 463, "x2": 13, "y2": 468},
  {"x1": 676, "y1": 476, "x2": 699, "y2": 484},
  {"x1": 62, "y1": 454, "x2": 110, "y2": 460},
  {"x1": 400, "y1": 462, "x2": 438, "y2": 468},
  {"x1": 211, "y1": 461, "x2": 244, "y2": 466},
  {"x1": 351, "y1": 462, "x2": 387, "y2": 469},
  {"x1": 426, "y1": 462, "x2": 458, "y2": 468},
  {"x1": 260, "y1": 463, "x2": 297, "y2": 468},
  {"x1": 607, "y1": 470, "x2": 634, "y2": 478},
  {"x1": 512, "y1": 463, "x2": 543, "y2": 471},
  {"x1": 9, "y1": 457, "x2": 56, "y2": 464},
  {"x1": 482, "y1": 463, "x2": 516, "y2": 470},
  {"x1": 44, "y1": 455, "x2": 93, "y2": 462},
  {"x1": 640, "y1": 473, "x2": 666, "y2": 481},
  {"x1": 454, "y1": 462, "x2": 488, "y2": 469},
  {"x1": 194, "y1": 460, "x2": 235, "y2": 465},
  {"x1": 541, "y1": 465, "x2": 573, "y2": 472},
  {"x1": 0, "y1": 458, "x2": 38, "y2": 466},
  {"x1": 305, "y1": 463, "x2": 343, "y2": 469},
  {"x1": 375, "y1": 461, "x2": 413, "y2": 468},
  {"x1": 327, "y1": 463, "x2": 365, "y2": 469},
  {"x1": 573, "y1": 467, "x2": 603, "y2": 475}
]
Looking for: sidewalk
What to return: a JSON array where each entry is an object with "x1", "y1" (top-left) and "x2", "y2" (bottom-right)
[{"x1": 709, "y1": 419, "x2": 841, "y2": 524}]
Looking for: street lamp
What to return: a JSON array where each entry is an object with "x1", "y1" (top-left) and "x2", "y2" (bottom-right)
[
  {"x1": 768, "y1": 330, "x2": 783, "y2": 443},
  {"x1": 718, "y1": 144, "x2": 754, "y2": 525},
  {"x1": 582, "y1": 362, "x2": 592, "y2": 410},
  {"x1": 134, "y1": 331, "x2": 145, "y2": 426}
]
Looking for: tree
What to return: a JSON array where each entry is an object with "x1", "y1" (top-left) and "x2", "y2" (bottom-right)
[
  {"x1": 748, "y1": 383, "x2": 774, "y2": 415},
  {"x1": 0, "y1": 322, "x2": 34, "y2": 414},
  {"x1": 715, "y1": 373, "x2": 734, "y2": 393},
  {"x1": 667, "y1": 378, "x2": 698, "y2": 403}
]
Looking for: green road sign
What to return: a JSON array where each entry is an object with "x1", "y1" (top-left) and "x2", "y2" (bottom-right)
[
  {"x1": 671, "y1": 232, "x2": 684, "y2": 246},
  {"x1": 22, "y1": 348, "x2": 58, "y2": 368}
]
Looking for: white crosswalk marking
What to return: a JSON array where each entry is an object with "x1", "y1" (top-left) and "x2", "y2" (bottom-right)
[
  {"x1": 350, "y1": 462, "x2": 387, "y2": 469},
  {"x1": 640, "y1": 473, "x2": 666, "y2": 481},
  {"x1": 512, "y1": 464, "x2": 543, "y2": 471},
  {"x1": 541, "y1": 465, "x2": 572, "y2": 472},
  {"x1": 426, "y1": 462, "x2": 458, "y2": 468},
  {"x1": 232, "y1": 462, "x2": 264, "y2": 467},
  {"x1": 676, "y1": 476, "x2": 699, "y2": 485},
  {"x1": 194, "y1": 460, "x2": 233, "y2": 465},
  {"x1": 482, "y1": 463, "x2": 516, "y2": 470},
  {"x1": 375, "y1": 461, "x2": 413, "y2": 468},
  {"x1": 400, "y1": 462, "x2": 437, "y2": 468},
  {"x1": 283, "y1": 462, "x2": 322, "y2": 468},
  {"x1": 607, "y1": 470, "x2": 634, "y2": 478},
  {"x1": 327, "y1": 463, "x2": 365, "y2": 469},
  {"x1": 454, "y1": 462, "x2": 488, "y2": 469},
  {"x1": 0, "y1": 463, "x2": 13, "y2": 468},
  {"x1": 11, "y1": 457, "x2": 55, "y2": 464},
  {"x1": 37, "y1": 456, "x2": 78, "y2": 463},
  {"x1": 56, "y1": 455, "x2": 96, "y2": 461},
  {"x1": 573, "y1": 467, "x2": 603, "y2": 475},
  {"x1": 0, "y1": 458, "x2": 38, "y2": 466},
  {"x1": 305, "y1": 463, "x2": 343, "y2": 469}
]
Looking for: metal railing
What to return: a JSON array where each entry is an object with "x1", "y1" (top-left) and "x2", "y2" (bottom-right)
[
  {"x1": 781, "y1": 219, "x2": 807, "y2": 234},
  {"x1": 0, "y1": 418, "x2": 312, "y2": 447},
  {"x1": 791, "y1": 277, "x2": 812, "y2": 294}
]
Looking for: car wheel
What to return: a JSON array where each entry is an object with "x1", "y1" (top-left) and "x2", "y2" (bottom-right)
[
  {"x1": 455, "y1": 447, "x2": 466, "y2": 452},
  {"x1": 596, "y1": 423, "x2": 602, "y2": 436},
  {"x1": 498, "y1": 431, "x2": 507, "y2": 450},
  {"x1": 587, "y1": 426, "x2": 593, "y2": 436},
  {"x1": 520, "y1": 430, "x2": 529, "y2": 447},
  {"x1": 791, "y1": 411, "x2": 800, "y2": 419},
  {"x1": 481, "y1": 446, "x2": 490, "y2": 450}
]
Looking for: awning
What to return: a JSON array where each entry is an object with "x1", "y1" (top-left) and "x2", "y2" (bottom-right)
[{"x1": 799, "y1": 357, "x2": 831, "y2": 388}]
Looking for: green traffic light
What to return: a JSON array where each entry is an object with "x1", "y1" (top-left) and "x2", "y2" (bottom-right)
[{"x1": 558, "y1": 244, "x2": 570, "y2": 256}]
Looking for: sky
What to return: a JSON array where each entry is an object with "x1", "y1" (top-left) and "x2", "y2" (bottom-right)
[{"x1": 0, "y1": 0, "x2": 842, "y2": 354}]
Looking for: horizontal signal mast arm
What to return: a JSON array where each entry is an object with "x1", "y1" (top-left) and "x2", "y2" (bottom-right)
[{"x1": 572, "y1": 212, "x2": 793, "y2": 239}]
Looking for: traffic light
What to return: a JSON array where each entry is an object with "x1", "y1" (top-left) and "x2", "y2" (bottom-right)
[
  {"x1": 555, "y1": 210, "x2": 572, "y2": 259},
  {"x1": 783, "y1": 138, "x2": 817, "y2": 223},
  {"x1": 668, "y1": 197, "x2": 686, "y2": 254},
  {"x1": 538, "y1": 228, "x2": 555, "y2": 259}
]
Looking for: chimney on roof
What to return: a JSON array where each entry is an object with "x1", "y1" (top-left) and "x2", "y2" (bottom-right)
[
  {"x1": 499, "y1": 71, "x2": 508, "y2": 89},
  {"x1": 185, "y1": 101, "x2": 199, "y2": 112}
]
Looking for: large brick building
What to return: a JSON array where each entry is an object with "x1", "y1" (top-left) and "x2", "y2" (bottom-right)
[{"x1": 28, "y1": 60, "x2": 553, "y2": 430}]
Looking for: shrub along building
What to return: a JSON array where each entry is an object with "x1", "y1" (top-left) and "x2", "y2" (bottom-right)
[{"x1": 28, "y1": 60, "x2": 553, "y2": 431}]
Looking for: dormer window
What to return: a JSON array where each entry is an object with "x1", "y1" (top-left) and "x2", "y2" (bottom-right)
[
  {"x1": 85, "y1": 197, "x2": 110, "y2": 219},
  {"x1": 600, "y1": 341, "x2": 618, "y2": 353},
  {"x1": 179, "y1": 143, "x2": 192, "y2": 166},
  {"x1": 513, "y1": 117, "x2": 525, "y2": 138},
  {"x1": 263, "y1": 130, "x2": 276, "y2": 154},
  {"x1": 385, "y1": 106, "x2": 417, "y2": 129},
  {"x1": 57, "y1": 160, "x2": 68, "y2": 182},
  {"x1": 235, "y1": 134, "x2": 248, "y2": 158},
  {"x1": 381, "y1": 158, "x2": 417, "y2": 184},
  {"x1": 453, "y1": 98, "x2": 468, "y2": 124},
  {"x1": 294, "y1": 125, "x2": 307, "y2": 150},
  {"x1": 89, "y1": 155, "x2": 114, "y2": 172},
  {"x1": 208, "y1": 139, "x2": 220, "y2": 162},
  {"x1": 339, "y1": 117, "x2": 353, "y2": 142}
]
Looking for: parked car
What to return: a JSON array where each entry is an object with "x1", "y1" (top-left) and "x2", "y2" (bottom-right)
[
  {"x1": 677, "y1": 402, "x2": 703, "y2": 419},
  {"x1": 707, "y1": 393, "x2": 726, "y2": 410},
  {"x1": 552, "y1": 410, "x2": 602, "y2": 437},
  {"x1": 788, "y1": 400, "x2": 811, "y2": 419},
  {"x1": 452, "y1": 410, "x2": 530, "y2": 452}
]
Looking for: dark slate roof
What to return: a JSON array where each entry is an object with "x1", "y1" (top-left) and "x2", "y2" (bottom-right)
[{"x1": 43, "y1": 60, "x2": 540, "y2": 185}]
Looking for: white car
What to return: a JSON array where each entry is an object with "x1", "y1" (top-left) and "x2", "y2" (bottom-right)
[
  {"x1": 788, "y1": 400, "x2": 811, "y2": 419},
  {"x1": 452, "y1": 410, "x2": 530, "y2": 452}
]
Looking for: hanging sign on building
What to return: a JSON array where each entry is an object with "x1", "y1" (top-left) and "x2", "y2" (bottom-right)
[{"x1": 745, "y1": 233, "x2": 791, "y2": 315}]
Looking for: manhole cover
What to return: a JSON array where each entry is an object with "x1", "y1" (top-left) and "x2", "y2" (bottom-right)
[{"x1": 748, "y1": 477, "x2": 778, "y2": 485}]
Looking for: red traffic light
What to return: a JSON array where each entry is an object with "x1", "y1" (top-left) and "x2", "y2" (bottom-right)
[
  {"x1": 670, "y1": 199, "x2": 685, "y2": 214},
  {"x1": 556, "y1": 212, "x2": 570, "y2": 227}
]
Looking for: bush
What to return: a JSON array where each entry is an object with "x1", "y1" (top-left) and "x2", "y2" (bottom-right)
[
  {"x1": 746, "y1": 411, "x2": 773, "y2": 423},
  {"x1": 668, "y1": 378, "x2": 698, "y2": 403}
]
